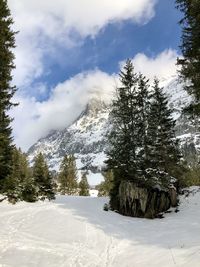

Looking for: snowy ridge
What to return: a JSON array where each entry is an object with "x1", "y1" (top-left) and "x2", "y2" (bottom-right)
[{"x1": 28, "y1": 76, "x2": 200, "y2": 180}]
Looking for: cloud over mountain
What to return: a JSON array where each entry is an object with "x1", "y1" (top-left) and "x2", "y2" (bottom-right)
[{"x1": 11, "y1": 50, "x2": 178, "y2": 151}]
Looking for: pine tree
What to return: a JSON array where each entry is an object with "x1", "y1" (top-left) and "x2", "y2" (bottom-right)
[
  {"x1": 3, "y1": 148, "x2": 37, "y2": 203},
  {"x1": 33, "y1": 153, "x2": 55, "y2": 200},
  {"x1": 176, "y1": 0, "x2": 200, "y2": 115},
  {"x1": 0, "y1": 0, "x2": 17, "y2": 190},
  {"x1": 58, "y1": 155, "x2": 78, "y2": 195},
  {"x1": 135, "y1": 74, "x2": 151, "y2": 175},
  {"x1": 21, "y1": 178, "x2": 37, "y2": 203},
  {"x1": 3, "y1": 148, "x2": 22, "y2": 203},
  {"x1": 79, "y1": 172, "x2": 90, "y2": 196},
  {"x1": 107, "y1": 61, "x2": 183, "y2": 213},
  {"x1": 145, "y1": 79, "x2": 182, "y2": 188},
  {"x1": 106, "y1": 59, "x2": 140, "y2": 181},
  {"x1": 97, "y1": 170, "x2": 114, "y2": 197},
  {"x1": 20, "y1": 151, "x2": 37, "y2": 202},
  {"x1": 107, "y1": 59, "x2": 147, "y2": 209}
]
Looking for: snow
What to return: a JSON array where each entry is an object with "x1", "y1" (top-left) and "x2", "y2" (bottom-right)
[
  {"x1": 0, "y1": 188, "x2": 200, "y2": 267},
  {"x1": 89, "y1": 189, "x2": 98, "y2": 197},
  {"x1": 87, "y1": 171, "x2": 104, "y2": 186},
  {"x1": 77, "y1": 170, "x2": 104, "y2": 187}
]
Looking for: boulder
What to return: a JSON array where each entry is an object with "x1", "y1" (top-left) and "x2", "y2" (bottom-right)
[{"x1": 118, "y1": 181, "x2": 177, "y2": 219}]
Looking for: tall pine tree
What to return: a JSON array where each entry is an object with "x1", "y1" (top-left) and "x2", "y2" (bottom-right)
[
  {"x1": 79, "y1": 172, "x2": 90, "y2": 196},
  {"x1": 97, "y1": 170, "x2": 114, "y2": 197},
  {"x1": 58, "y1": 155, "x2": 78, "y2": 195},
  {"x1": 4, "y1": 148, "x2": 36, "y2": 203},
  {"x1": 107, "y1": 60, "x2": 149, "y2": 209},
  {"x1": 19, "y1": 151, "x2": 37, "y2": 203},
  {"x1": 3, "y1": 147, "x2": 22, "y2": 202},
  {"x1": 145, "y1": 79, "x2": 182, "y2": 188},
  {"x1": 33, "y1": 153, "x2": 55, "y2": 200},
  {"x1": 135, "y1": 74, "x2": 151, "y2": 175},
  {"x1": 107, "y1": 59, "x2": 140, "y2": 181},
  {"x1": 176, "y1": 0, "x2": 200, "y2": 115},
  {"x1": 0, "y1": 0, "x2": 17, "y2": 190}
]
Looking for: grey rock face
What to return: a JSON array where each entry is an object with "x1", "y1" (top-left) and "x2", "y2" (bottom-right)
[
  {"x1": 28, "y1": 97, "x2": 111, "y2": 171},
  {"x1": 118, "y1": 181, "x2": 176, "y2": 218}
]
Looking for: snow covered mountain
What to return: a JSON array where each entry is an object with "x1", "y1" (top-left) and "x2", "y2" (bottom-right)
[
  {"x1": 28, "y1": 76, "x2": 200, "y2": 176},
  {"x1": 28, "y1": 97, "x2": 111, "y2": 175}
]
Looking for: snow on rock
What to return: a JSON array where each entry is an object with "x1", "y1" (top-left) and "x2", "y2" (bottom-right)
[{"x1": 0, "y1": 188, "x2": 200, "y2": 267}]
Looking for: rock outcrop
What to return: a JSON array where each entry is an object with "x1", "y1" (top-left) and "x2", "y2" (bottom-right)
[{"x1": 118, "y1": 181, "x2": 177, "y2": 219}]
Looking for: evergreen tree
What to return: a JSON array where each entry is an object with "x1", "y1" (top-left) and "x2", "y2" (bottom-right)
[
  {"x1": 20, "y1": 152, "x2": 37, "y2": 202},
  {"x1": 32, "y1": 153, "x2": 55, "y2": 200},
  {"x1": 135, "y1": 74, "x2": 151, "y2": 174},
  {"x1": 97, "y1": 170, "x2": 114, "y2": 197},
  {"x1": 4, "y1": 148, "x2": 36, "y2": 203},
  {"x1": 106, "y1": 59, "x2": 140, "y2": 181},
  {"x1": 3, "y1": 147, "x2": 22, "y2": 203},
  {"x1": 0, "y1": 0, "x2": 17, "y2": 190},
  {"x1": 176, "y1": 0, "x2": 200, "y2": 115},
  {"x1": 21, "y1": 178, "x2": 37, "y2": 203},
  {"x1": 79, "y1": 172, "x2": 90, "y2": 196},
  {"x1": 145, "y1": 79, "x2": 182, "y2": 188},
  {"x1": 107, "y1": 60, "x2": 148, "y2": 209},
  {"x1": 107, "y1": 61, "x2": 183, "y2": 212},
  {"x1": 58, "y1": 155, "x2": 78, "y2": 195}
]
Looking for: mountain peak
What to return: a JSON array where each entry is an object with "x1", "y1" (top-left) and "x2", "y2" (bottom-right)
[{"x1": 84, "y1": 97, "x2": 109, "y2": 116}]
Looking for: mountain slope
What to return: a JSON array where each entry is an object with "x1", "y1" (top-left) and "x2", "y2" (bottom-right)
[
  {"x1": 28, "y1": 98, "x2": 111, "y2": 173},
  {"x1": 28, "y1": 77, "x2": 200, "y2": 176}
]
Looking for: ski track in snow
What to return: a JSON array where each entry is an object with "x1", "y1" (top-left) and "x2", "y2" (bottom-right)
[{"x1": 0, "y1": 189, "x2": 200, "y2": 267}]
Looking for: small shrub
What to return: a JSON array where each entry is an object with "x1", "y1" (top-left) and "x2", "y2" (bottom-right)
[
  {"x1": 103, "y1": 203, "x2": 109, "y2": 211},
  {"x1": 180, "y1": 165, "x2": 200, "y2": 187}
]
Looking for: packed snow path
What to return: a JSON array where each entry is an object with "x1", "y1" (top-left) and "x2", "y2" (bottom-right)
[{"x1": 0, "y1": 189, "x2": 200, "y2": 267}]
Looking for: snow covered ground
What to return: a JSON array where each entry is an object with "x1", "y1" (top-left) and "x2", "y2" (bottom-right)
[{"x1": 0, "y1": 188, "x2": 200, "y2": 267}]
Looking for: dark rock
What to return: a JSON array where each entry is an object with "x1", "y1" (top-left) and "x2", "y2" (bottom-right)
[
  {"x1": 103, "y1": 203, "x2": 109, "y2": 211},
  {"x1": 169, "y1": 187, "x2": 178, "y2": 207},
  {"x1": 117, "y1": 181, "x2": 177, "y2": 219}
]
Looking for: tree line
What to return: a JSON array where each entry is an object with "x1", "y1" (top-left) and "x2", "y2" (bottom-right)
[{"x1": 1, "y1": 149, "x2": 90, "y2": 203}]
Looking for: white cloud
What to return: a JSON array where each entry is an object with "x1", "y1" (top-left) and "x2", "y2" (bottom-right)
[
  {"x1": 8, "y1": 0, "x2": 157, "y2": 89},
  {"x1": 11, "y1": 49, "x2": 179, "y2": 151},
  {"x1": 11, "y1": 70, "x2": 116, "y2": 151},
  {"x1": 13, "y1": 37, "x2": 44, "y2": 88},
  {"x1": 131, "y1": 49, "x2": 178, "y2": 80},
  {"x1": 9, "y1": 0, "x2": 157, "y2": 37}
]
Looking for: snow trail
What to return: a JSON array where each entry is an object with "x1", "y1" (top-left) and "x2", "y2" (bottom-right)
[{"x1": 0, "y1": 189, "x2": 200, "y2": 267}]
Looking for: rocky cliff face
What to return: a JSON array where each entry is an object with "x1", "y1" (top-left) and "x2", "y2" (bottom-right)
[
  {"x1": 28, "y1": 77, "x2": 200, "y2": 173},
  {"x1": 28, "y1": 97, "x2": 111, "y2": 172},
  {"x1": 162, "y1": 78, "x2": 200, "y2": 163}
]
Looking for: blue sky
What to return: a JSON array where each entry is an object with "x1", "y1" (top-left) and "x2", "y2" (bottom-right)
[
  {"x1": 8, "y1": 0, "x2": 183, "y2": 149},
  {"x1": 36, "y1": 0, "x2": 182, "y2": 95}
]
